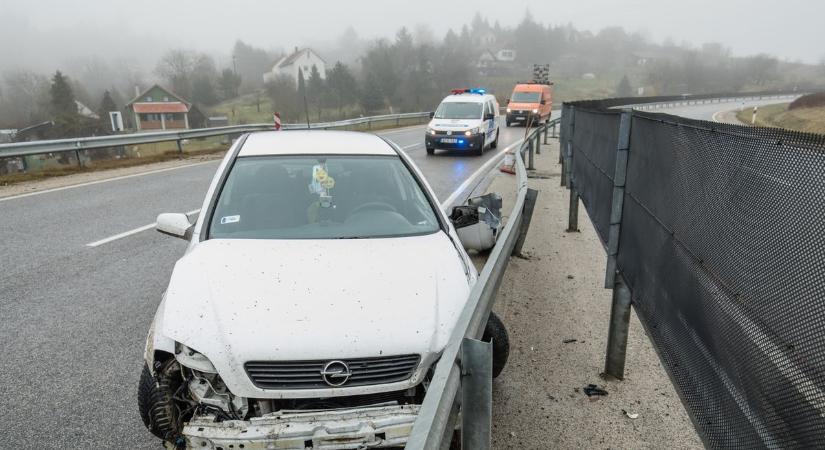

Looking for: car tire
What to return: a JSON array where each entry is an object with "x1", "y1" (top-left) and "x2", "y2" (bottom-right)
[
  {"x1": 426, "y1": 147, "x2": 434, "y2": 155},
  {"x1": 491, "y1": 130, "x2": 499, "y2": 149},
  {"x1": 473, "y1": 146, "x2": 483, "y2": 156},
  {"x1": 138, "y1": 361, "x2": 183, "y2": 443},
  {"x1": 483, "y1": 311, "x2": 510, "y2": 378},
  {"x1": 505, "y1": 121, "x2": 511, "y2": 127}
]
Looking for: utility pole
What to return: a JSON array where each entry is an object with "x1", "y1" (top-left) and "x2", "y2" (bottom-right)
[{"x1": 232, "y1": 54, "x2": 237, "y2": 75}]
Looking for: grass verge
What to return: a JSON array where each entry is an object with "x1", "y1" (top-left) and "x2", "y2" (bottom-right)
[{"x1": 736, "y1": 103, "x2": 825, "y2": 134}]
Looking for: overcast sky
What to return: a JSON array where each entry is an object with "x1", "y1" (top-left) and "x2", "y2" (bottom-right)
[{"x1": 1, "y1": 0, "x2": 823, "y2": 72}]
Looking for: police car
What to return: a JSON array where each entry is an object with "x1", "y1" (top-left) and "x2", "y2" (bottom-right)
[{"x1": 425, "y1": 88, "x2": 500, "y2": 156}]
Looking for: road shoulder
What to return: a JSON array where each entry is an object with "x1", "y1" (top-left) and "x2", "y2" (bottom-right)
[{"x1": 478, "y1": 141, "x2": 702, "y2": 449}]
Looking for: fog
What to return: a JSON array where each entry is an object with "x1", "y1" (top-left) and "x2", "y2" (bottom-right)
[{"x1": 1, "y1": 0, "x2": 823, "y2": 73}]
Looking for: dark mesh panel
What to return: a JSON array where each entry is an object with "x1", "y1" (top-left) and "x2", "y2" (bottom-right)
[
  {"x1": 570, "y1": 109, "x2": 620, "y2": 244},
  {"x1": 566, "y1": 98, "x2": 825, "y2": 448}
]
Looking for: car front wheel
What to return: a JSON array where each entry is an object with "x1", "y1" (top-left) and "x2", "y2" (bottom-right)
[
  {"x1": 138, "y1": 360, "x2": 184, "y2": 445},
  {"x1": 483, "y1": 311, "x2": 510, "y2": 377}
]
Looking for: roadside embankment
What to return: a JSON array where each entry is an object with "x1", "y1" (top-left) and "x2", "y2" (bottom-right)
[
  {"x1": 477, "y1": 139, "x2": 703, "y2": 449},
  {"x1": 735, "y1": 102, "x2": 825, "y2": 134}
]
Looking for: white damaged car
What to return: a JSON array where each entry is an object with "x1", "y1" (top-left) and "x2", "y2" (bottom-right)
[{"x1": 139, "y1": 130, "x2": 509, "y2": 449}]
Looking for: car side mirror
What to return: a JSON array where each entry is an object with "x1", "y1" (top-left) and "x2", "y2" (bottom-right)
[
  {"x1": 448, "y1": 193, "x2": 503, "y2": 251},
  {"x1": 505, "y1": 98, "x2": 510, "y2": 103},
  {"x1": 484, "y1": 113, "x2": 495, "y2": 121},
  {"x1": 428, "y1": 111, "x2": 435, "y2": 119},
  {"x1": 156, "y1": 213, "x2": 194, "y2": 240},
  {"x1": 540, "y1": 100, "x2": 546, "y2": 105}
]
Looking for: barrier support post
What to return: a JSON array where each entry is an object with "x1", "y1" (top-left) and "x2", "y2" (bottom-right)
[
  {"x1": 460, "y1": 337, "x2": 492, "y2": 450},
  {"x1": 604, "y1": 109, "x2": 633, "y2": 287},
  {"x1": 513, "y1": 188, "x2": 539, "y2": 256},
  {"x1": 604, "y1": 274, "x2": 632, "y2": 380},
  {"x1": 527, "y1": 139, "x2": 535, "y2": 170},
  {"x1": 535, "y1": 128, "x2": 541, "y2": 155}
]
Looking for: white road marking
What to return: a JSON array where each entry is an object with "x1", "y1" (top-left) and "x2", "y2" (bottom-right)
[
  {"x1": 86, "y1": 209, "x2": 201, "y2": 247},
  {"x1": 440, "y1": 139, "x2": 525, "y2": 209},
  {"x1": 711, "y1": 110, "x2": 725, "y2": 123},
  {"x1": 0, "y1": 160, "x2": 217, "y2": 203},
  {"x1": 402, "y1": 142, "x2": 423, "y2": 149}
]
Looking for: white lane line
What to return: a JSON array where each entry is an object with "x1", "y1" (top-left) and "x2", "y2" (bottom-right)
[
  {"x1": 402, "y1": 142, "x2": 423, "y2": 149},
  {"x1": 376, "y1": 124, "x2": 427, "y2": 136},
  {"x1": 0, "y1": 160, "x2": 217, "y2": 203},
  {"x1": 711, "y1": 110, "x2": 725, "y2": 123},
  {"x1": 86, "y1": 208, "x2": 200, "y2": 247},
  {"x1": 440, "y1": 139, "x2": 524, "y2": 209}
]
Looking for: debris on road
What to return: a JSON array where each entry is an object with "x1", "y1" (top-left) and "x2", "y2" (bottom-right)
[
  {"x1": 567, "y1": 274, "x2": 575, "y2": 279},
  {"x1": 622, "y1": 409, "x2": 640, "y2": 419},
  {"x1": 562, "y1": 338, "x2": 577, "y2": 344},
  {"x1": 583, "y1": 384, "x2": 609, "y2": 397}
]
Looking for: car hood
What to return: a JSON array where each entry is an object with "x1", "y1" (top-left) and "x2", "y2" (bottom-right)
[
  {"x1": 429, "y1": 118, "x2": 482, "y2": 130},
  {"x1": 161, "y1": 232, "x2": 469, "y2": 379}
]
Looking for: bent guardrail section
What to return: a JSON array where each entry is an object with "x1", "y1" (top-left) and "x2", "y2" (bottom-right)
[
  {"x1": 408, "y1": 119, "x2": 557, "y2": 449},
  {"x1": 561, "y1": 92, "x2": 825, "y2": 448},
  {"x1": 0, "y1": 112, "x2": 431, "y2": 159}
]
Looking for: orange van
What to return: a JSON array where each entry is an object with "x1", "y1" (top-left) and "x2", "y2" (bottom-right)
[{"x1": 505, "y1": 82, "x2": 553, "y2": 126}]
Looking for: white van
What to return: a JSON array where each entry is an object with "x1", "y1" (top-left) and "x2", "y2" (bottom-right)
[{"x1": 425, "y1": 89, "x2": 500, "y2": 156}]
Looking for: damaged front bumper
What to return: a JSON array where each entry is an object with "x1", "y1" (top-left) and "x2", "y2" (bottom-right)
[{"x1": 181, "y1": 404, "x2": 420, "y2": 449}]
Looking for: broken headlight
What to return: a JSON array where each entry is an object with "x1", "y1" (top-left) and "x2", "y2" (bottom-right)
[{"x1": 175, "y1": 342, "x2": 217, "y2": 373}]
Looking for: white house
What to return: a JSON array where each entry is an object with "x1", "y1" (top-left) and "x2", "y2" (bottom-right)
[
  {"x1": 496, "y1": 49, "x2": 516, "y2": 62},
  {"x1": 263, "y1": 47, "x2": 326, "y2": 84}
]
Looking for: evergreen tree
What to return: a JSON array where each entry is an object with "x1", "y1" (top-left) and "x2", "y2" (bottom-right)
[
  {"x1": 297, "y1": 67, "x2": 310, "y2": 126},
  {"x1": 359, "y1": 72, "x2": 384, "y2": 114},
  {"x1": 218, "y1": 68, "x2": 242, "y2": 100},
  {"x1": 99, "y1": 90, "x2": 117, "y2": 116},
  {"x1": 616, "y1": 75, "x2": 633, "y2": 97},
  {"x1": 50, "y1": 71, "x2": 76, "y2": 116},
  {"x1": 50, "y1": 71, "x2": 81, "y2": 137},
  {"x1": 307, "y1": 65, "x2": 325, "y2": 120},
  {"x1": 326, "y1": 62, "x2": 358, "y2": 116}
]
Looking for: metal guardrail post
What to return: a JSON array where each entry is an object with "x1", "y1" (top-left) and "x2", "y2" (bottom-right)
[
  {"x1": 604, "y1": 109, "x2": 633, "y2": 288},
  {"x1": 535, "y1": 127, "x2": 541, "y2": 155},
  {"x1": 604, "y1": 274, "x2": 632, "y2": 380},
  {"x1": 460, "y1": 337, "x2": 492, "y2": 450},
  {"x1": 602, "y1": 109, "x2": 634, "y2": 381},
  {"x1": 527, "y1": 139, "x2": 535, "y2": 170},
  {"x1": 561, "y1": 107, "x2": 575, "y2": 187},
  {"x1": 74, "y1": 149, "x2": 82, "y2": 168},
  {"x1": 513, "y1": 188, "x2": 539, "y2": 256},
  {"x1": 566, "y1": 188, "x2": 579, "y2": 232},
  {"x1": 176, "y1": 139, "x2": 183, "y2": 154}
]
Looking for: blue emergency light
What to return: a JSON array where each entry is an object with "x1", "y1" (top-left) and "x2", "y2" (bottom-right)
[{"x1": 450, "y1": 88, "x2": 488, "y2": 95}]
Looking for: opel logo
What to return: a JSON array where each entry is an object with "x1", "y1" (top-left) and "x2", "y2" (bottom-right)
[{"x1": 320, "y1": 360, "x2": 352, "y2": 386}]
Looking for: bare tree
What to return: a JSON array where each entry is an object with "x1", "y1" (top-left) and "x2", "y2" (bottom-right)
[{"x1": 1, "y1": 70, "x2": 50, "y2": 126}]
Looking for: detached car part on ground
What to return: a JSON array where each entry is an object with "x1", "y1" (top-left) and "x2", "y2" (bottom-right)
[{"x1": 139, "y1": 130, "x2": 509, "y2": 449}]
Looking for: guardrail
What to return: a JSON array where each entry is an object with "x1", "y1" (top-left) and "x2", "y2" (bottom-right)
[
  {"x1": 407, "y1": 118, "x2": 559, "y2": 449},
  {"x1": 0, "y1": 112, "x2": 431, "y2": 160},
  {"x1": 560, "y1": 91, "x2": 825, "y2": 448}
]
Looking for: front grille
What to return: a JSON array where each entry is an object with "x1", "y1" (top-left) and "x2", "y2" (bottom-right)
[
  {"x1": 245, "y1": 354, "x2": 420, "y2": 389},
  {"x1": 432, "y1": 130, "x2": 462, "y2": 135}
]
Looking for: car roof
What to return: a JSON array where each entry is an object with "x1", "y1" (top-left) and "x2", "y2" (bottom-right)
[
  {"x1": 238, "y1": 130, "x2": 398, "y2": 157},
  {"x1": 441, "y1": 93, "x2": 497, "y2": 104},
  {"x1": 513, "y1": 84, "x2": 549, "y2": 92}
]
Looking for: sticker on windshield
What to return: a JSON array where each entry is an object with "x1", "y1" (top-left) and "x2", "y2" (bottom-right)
[{"x1": 220, "y1": 215, "x2": 240, "y2": 225}]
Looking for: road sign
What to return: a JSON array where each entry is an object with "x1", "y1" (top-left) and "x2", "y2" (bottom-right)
[{"x1": 273, "y1": 112, "x2": 282, "y2": 130}]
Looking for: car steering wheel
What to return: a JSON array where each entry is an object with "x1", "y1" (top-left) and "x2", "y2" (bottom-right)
[{"x1": 350, "y1": 201, "x2": 398, "y2": 215}]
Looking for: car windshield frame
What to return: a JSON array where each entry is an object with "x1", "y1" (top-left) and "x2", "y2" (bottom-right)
[
  {"x1": 510, "y1": 91, "x2": 542, "y2": 103},
  {"x1": 202, "y1": 152, "x2": 445, "y2": 241},
  {"x1": 434, "y1": 101, "x2": 484, "y2": 120}
]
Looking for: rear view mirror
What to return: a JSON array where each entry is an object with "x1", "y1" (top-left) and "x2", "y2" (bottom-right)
[
  {"x1": 540, "y1": 100, "x2": 547, "y2": 105},
  {"x1": 449, "y1": 193, "x2": 503, "y2": 251},
  {"x1": 156, "y1": 213, "x2": 194, "y2": 240},
  {"x1": 428, "y1": 111, "x2": 435, "y2": 119}
]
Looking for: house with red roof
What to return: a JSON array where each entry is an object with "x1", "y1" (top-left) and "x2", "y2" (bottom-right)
[
  {"x1": 126, "y1": 84, "x2": 191, "y2": 131},
  {"x1": 263, "y1": 47, "x2": 326, "y2": 85}
]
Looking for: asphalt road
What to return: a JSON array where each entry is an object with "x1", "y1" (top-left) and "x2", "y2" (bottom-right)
[
  {"x1": 649, "y1": 96, "x2": 799, "y2": 121},
  {"x1": 0, "y1": 120, "x2": 539, "y2": 449}
]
